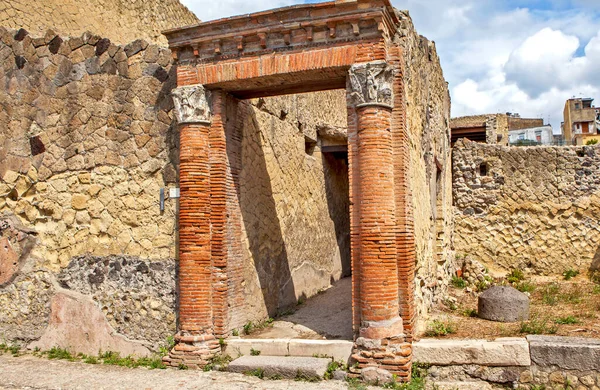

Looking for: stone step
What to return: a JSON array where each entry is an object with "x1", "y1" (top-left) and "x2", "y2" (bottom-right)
[
  {"x1": 227, "y1": 355, "x2": 331, "y2": 380},
  {"x1": 224, "y1": 338, "x2": 353, "y2": 363}
]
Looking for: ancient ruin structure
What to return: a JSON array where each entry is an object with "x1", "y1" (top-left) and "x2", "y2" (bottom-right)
[
  {"x1": 161, "y1": 0, "x2": 453, "y2": 378},
  {"x1": 0, "y1": 0, "x2": 454, "y2": 382}
]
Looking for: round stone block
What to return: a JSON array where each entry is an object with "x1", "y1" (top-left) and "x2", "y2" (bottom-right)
[{"x1": 478, "y1": 286, "x2": 529, "y2": 322}]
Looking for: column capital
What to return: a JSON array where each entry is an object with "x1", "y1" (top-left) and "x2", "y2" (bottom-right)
[
  {"x1": 172, "y1": 85, "x2": 212, "y2": 125},
  {"x1": 348, "y1": 61, "x2": 395, "y2": 109}
]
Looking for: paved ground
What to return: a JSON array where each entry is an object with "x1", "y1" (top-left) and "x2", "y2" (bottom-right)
[
  {"x1": 0, "y1": 355, "x2": 355, "y2": 390},
  {"x1": 250, "y1": 277, "x2": 353, "y2": 340}
]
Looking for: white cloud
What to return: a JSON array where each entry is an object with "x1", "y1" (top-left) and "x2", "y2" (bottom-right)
[
  {"x1": 179, "y1": 0, "x2": 600, "y2": 133},
  {"x1": 180, "y1": 0, "x2": 296, "y2": 22},
  {"x1": 394, "y1": 0, "x2": 600, "y2": 132}
]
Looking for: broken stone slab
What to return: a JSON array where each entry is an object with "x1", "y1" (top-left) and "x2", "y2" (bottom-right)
[
  {"x1": 478, "y1": 285, "x2": 529, "y2": 322},
  {"x1": 413, "y1": 338, "x2": 531, "y2": 367},
  {"x1": 527, "y1": 335, "x2": 600, "y2": 371},
  {"x1": 224, "y1": 338, "x2": 353, "y2": 363},
  {"x1": 227, "y1": 355, "x2": 330, "y2": 380}
]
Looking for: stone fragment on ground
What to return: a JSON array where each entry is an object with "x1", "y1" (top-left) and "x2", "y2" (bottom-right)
[{"x1": 478, "y1": 285, "x2": 529, "y2": 322}]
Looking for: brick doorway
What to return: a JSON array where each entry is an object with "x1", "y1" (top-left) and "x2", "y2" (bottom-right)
[{"x1": 164, "y1": 0, "x2": 416, "y2": 380}]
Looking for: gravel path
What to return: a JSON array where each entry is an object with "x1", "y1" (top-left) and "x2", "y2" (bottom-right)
[{"x1": 0, "y1": 355, "x2": 354, "y2": 390}]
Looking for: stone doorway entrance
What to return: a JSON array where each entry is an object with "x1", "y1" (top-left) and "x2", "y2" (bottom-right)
[{"x1": 164, "y1": 0, "x2": 417, "y2": 381}]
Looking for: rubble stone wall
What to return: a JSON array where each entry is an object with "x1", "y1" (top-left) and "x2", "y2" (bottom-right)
[
  {"x1": 0, "y1": 0, "x2": 198, "y2": 45},
  {"x1": 399, "y1": 13, "x2": 454, "y2": 329},
  {"x1": 453, "y1": 139, "x2": 600, "y2": 275}
]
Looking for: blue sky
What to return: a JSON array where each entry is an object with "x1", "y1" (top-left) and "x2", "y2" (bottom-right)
[{"x1": 180, "y1": 0, "x2": 600, "y2": 131}]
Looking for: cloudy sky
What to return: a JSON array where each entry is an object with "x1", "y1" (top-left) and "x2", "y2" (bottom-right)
[{"x1": 180, "y1": 0, "x2": 600, "y2": 132}]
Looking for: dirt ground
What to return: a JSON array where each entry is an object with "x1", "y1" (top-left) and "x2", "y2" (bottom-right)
[
  {"x1": 423, "y1": 274, "x2": 600, "y2": 340},
  {"x1": 249, "y1": 277, "x2": 353, "y2": 340},
  {"x1": 0, "y1": 354, "x2": 356, "y2": 390}
]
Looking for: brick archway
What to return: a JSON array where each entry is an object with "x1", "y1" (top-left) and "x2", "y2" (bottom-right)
[{"x1": 164, "y1": 0, "x2": 416, "y2": 380}]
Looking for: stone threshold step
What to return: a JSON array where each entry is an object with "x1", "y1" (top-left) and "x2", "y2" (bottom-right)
[
  {"x1": 227, "y1": 355, "x2": 331, "y2": 380},
  {"x1": 224, "y1": 338, "x2": 353, "y2": 363}
]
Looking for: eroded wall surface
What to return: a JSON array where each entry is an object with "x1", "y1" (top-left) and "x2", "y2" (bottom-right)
[
  {"x1": 226, "y1": 92, "x2": 351, "y2": 327},
  {"x1": 398, "y1": 13, "x2": 454, "y2": 328},
  {"x1": 0, "y1": 27, "x2": 352, "y2": 352},
  {"x1": 0, "y1": 28, "x2": 179, "y2": 353},
  {"x1": 454, "y1": 139, "x2": 600, "y2": 275},
  {"x1": 0, "y1": 0, "x2": 198, "y2": 45}
]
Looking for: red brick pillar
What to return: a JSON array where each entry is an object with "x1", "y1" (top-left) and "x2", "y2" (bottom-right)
[
  {"x1": 348, "y1": 62, "x2": 411, "y2": 383},
  {"x1": 166, "y1": 85, "x2": 220, "y2": 369}
]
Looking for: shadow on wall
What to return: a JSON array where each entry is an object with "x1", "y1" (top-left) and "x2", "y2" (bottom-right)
[
  {"x1": 323, "y1": 152, "x2": 351, "y2": 279},
  {"x1": 230, "y1": 100, "x2": 296, "y2": 318}
]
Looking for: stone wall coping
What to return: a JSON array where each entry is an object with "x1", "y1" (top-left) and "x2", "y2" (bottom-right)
[
  {"x1": 413, "y1": 338, "x2": 531, "y2": 367},
  {"x1": 415, "y1": 336, "x2": 600, "y2": 372}
]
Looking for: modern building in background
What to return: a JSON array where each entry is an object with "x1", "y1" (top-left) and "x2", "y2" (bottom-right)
[
  {"x1": 508, "y1": 125, "x2": 554, "y2": 145},
  {"x1": 563, "y1": 97, "x2": 599, "y2": 145},
  {"x1": 450, "y1": 113, "x2": 544, "y2": 146}
]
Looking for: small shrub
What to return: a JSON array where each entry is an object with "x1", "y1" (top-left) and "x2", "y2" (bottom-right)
[
  {"x1": 463, "y1": 308, "x2": 478, "y2": 317},
  {"x1": 451, "y1": 276, "x2": 466, "y2": 289},
  {"x1": 586, "y1": 139, "x2": 599, "y2": 145},
  {"x1": 232, "y1": 329, "x2": 239, "y2": 336},
  {"x1": 520, "y1": 317, "x2": 558, "y2": 335},
  {"x1": 425, "y1": 319, "x2": 456, "y2": 337},
  {"x1": 46, "y1": 347, "x2": 74, "y2": 361},
  {"x1": 346, "y1": 378, "x2": 368, "y2": 390},
  {"x1": 219, "y1": 338, "x2": 226, "y2": 347},
  {"x1": 243, "y1": 321, "x2": 254, "y2": 335},
  {"x1": 507, "y1": 269, "x2": 525, "y2": 284},
  {"x1": 247, "y1": 368, "x2": 264, "y2": 379},
  {"x1": 554, "y1": 316, "x2": 579, "y2": 325},
  {"x1": 563, "y1": 269, "x2": 579, "y2": 281},
  {"x1": 159, "y1": 335, "x2": 175, "y2": 357},
  {"x1": 515, "y1": 281, "x2": 535, "y2": 293},
  {"x1": 593, "y1": 285, "x2": 600, "y2": 295},
  {"x1": 250, "y1": 348, "x2": 261, "y2": 356},
  {"x1": 475, "y1": 276, "x2": 493, "y2": 292},
  {"x1": 83, "y1": 355, "x2": 99, "y2": 364},
  {"x1": 542, "y1": 283, "x2": 560, "y2": 305},
  {"x1": 178, "y1": 363, "x2": 188, "y2": 370},
  {"x1": 297, "y1": 297, "x2": 305, "y2": 305}
]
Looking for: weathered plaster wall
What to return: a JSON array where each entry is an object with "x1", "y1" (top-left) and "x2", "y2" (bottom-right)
[
  {"x1": 398, "y1": 13, "x2": 454, "y2": 328},
  {"x1": 226, "y1": 91, "x2": 351, "y2": 327},
  {"x1": 453, "y1": 139, "x2": 600, "y2": 275},
  {"x1": 0, "y1": 28, "x2": 180, "y2": 353},
  {"x1": 0, "y1": 0, "x2": 198, "y2": 45}
]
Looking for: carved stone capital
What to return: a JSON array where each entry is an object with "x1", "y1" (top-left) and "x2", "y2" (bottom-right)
[
  {"x1": 348, "y1": 61, "x2": 395, "y2": 109},
  {"x1": 172, "y1": 85, "x2": 212, "y2": 124}
]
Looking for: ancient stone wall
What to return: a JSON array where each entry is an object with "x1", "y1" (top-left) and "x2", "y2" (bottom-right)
[
  {"x1": 0, "y1": 0, "x2": 198, "y2": 45},
  {"x1": 398, "y1": 13, "x2": 454, "y2": 329},
  {"x1": 453, "y1": 139, "x2": 600, "y2": 276},
  {"x1": 0, "y1": 26, "x2": 352, "y2": 353},
  {"x1": 225, "y1": 92, "x2": 350, "y2": 327},
  {"x1": 0, "y1": 28, "x2": 180, "y2": 353}
]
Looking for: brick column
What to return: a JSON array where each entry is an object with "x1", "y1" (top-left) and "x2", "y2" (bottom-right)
[
  {"x1": 348, "y1": 61, "x2": 411, "y2": 383},
  {"x1": 166, "y1": 85, "x2": 220, "y2": 369}
]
